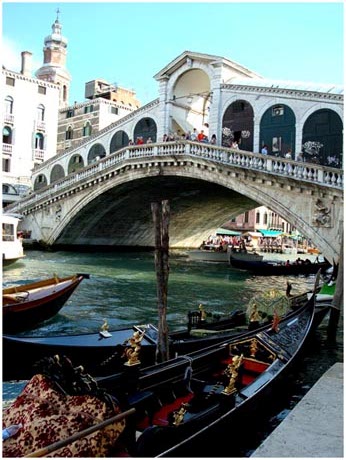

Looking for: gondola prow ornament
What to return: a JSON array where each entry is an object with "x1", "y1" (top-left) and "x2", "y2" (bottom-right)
[{"x1": 123, "y1": 331, "x2": 144, "y2": 366}]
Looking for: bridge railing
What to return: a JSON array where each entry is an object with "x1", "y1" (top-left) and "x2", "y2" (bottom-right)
[{"x1": 7, "y1": 141, "x2": 343, "y2": 214}]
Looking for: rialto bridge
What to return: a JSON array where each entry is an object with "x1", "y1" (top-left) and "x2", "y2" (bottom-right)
[
  {"x1": 6, "y1": 51, "x2": 343, "y2": 262},
  {"x1": 8, "y1": 141, "x2": 343, "y2": 264}
]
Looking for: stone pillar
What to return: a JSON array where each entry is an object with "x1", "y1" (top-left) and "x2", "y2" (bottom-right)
[
  {"x1": 209, "y1": 63, "x2": 223, "y2": 145},
  {"x1": 253, "y1": 117, "x2": 261, "y2": 153},
  {"x1": 157, "y1": 76, "x2": 170, "y2": 142},
  {"x1": 295, "y1": 121, "x2": 303, "y2": 157}
]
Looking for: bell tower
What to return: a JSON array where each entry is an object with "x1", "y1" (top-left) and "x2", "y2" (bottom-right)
[{"x1": 36, "y1": 9, "x2": 71, "y2": 107}]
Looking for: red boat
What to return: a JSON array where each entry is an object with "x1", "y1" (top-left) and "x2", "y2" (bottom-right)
[{"x1": 3, "y1": 274, "x2": 89, "y2": 333}]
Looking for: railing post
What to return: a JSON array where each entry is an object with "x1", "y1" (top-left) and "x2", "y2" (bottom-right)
[
  {"x1": 317, "y1": 169, "x2": 324, "y2": 183},
  {"x1": 266, "y1": 157, "x2": 273, "y2": 171}
]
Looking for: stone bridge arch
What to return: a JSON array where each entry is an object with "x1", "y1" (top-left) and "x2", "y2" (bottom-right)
[{"x1": 36, "y1": 159, "x2": 341, "y2": 263}]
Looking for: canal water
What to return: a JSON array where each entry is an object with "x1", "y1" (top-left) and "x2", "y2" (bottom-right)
[
  {"x1": 3, "y1": 249, "x2": 323, "y2": 335},
  {"x1": 2, "y1": 249, "x2": 343, "y2": 456}
]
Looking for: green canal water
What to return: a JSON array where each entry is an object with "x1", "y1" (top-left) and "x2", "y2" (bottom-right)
[{"x1": 3, "y1": 249, "x2": 320, "y2": 335}]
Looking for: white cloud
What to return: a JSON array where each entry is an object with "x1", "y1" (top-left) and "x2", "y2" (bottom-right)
[
  {"x1": 2, "y1": 37, "x2": 42, "y2": 73},
  {"x1": 2, "y1": 37, "x2": 21, "y2": 72}
]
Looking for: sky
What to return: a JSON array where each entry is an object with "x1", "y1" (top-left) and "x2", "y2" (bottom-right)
[{"x1": 2, "y1": 1, "x2": 344, "y2": 106}]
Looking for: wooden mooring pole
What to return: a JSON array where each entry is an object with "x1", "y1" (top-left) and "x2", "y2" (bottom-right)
[
  {"x1": 327, "y1": 235, "x2": 343, "y2": 343},
  {"x1": 151, "y1": 200, "x2": 170, "y2": 363}
]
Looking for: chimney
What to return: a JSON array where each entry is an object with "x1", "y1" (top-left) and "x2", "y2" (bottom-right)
[{"x1": 21, "y1": 51, "x2": 32, "y2": 77}]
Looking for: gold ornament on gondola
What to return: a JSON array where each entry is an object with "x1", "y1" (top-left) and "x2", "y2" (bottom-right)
[
  {"x1": 250, "y1": 338, "x2": 258, "y2": 357},
  {"x1": 100, "y1": 319, "x2": 109, "y2": 332},
  {"x1": 222, "y1": 354, "x2": 243, "y2": 395},
  {"x1": 172, "y1": 402, "x2": 188, "y2": 426},
  {"x1": 123, "y1": 330, "x2": 144, "y2": 366},
  {"x1": 198, "y1": 304, "x2": 207, "y2": 321}
]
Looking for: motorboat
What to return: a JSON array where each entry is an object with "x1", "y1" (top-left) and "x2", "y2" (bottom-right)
[{"x1": 2, "y1": 214, "x2": 25, "y2": 267}]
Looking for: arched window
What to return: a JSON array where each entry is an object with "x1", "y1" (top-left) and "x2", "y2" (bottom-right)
[
  {"x1": 66, "y1": 126, "x2": 73, "y2": 140},
  {"x1": 37, "y1": 104, "x2": 45, "y2": 121},
  {"x1": 256, "y1": 212, "x2": 261, "y2": 224},
  {"x1": 3, "y1": 126, "x2": 12, "y2": 144},
  {"x1": 63, "y1": 85, "x2": 67, "y2": 102},
  {"x1": 5, "y1": 96, "x2": 13, "y2": 114},
  {"x1": 35, "y1": 133, "x2": 44, "y2": 150},
  {"x1": 264, "y1": 213, "x2": 268, "y2": 225},
  {"x1": 83, "y1": 122, "x2": 92, "y2": 137}
]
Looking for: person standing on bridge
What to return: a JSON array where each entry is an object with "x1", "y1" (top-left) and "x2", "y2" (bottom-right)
[
  {"x1": 197, "y1": 130, "x2": 206, "y2": 142},
  {"x1": 190, "y1": 128, "x2": 198, "y2": 141},
  {"x1": 261, "y1": 145, "x2": 268, "y2": 155},
  {"x1": 295, "y1": 152, "x2": 303, "y2": 162}
]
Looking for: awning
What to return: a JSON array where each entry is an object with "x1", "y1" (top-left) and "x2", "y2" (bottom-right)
[
  {"x1": 242, "y1": 231, "x2": 263, "y2": 238},
  {"x1": 259, "y1": 230, "x2": 283, "y2": 237},
  {"x1": 215, "y1": 228, "x2": 242, "y2": 236}
]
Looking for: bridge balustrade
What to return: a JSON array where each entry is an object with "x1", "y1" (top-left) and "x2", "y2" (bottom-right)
[{"x1": 6, "y1": 141, "x2": 343, "y2": 215}]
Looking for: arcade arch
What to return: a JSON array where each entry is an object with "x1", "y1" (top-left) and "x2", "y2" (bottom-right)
[
  {"x1": 170, "y1": 69, "x2": 211, "y2": 135},
  {"x1": 88, "y1": 143, "x2": 106, "y2": 164},
  {"x1": 110, "y1": 130, "x2": 129, "y2": 153},
  {"x1": 222, "y1": 100, "x2": 254, "y2": 150},
  {"x1": 134, "y1": 118, "x2": 157, "y2": 143},
  {"x1": 68, "y1": 154, "x2": 84, "y2": 174},
  {"x1": 34, "y1": 174, "x2": 48, "y2": 191},
  {"x1": 259, "y1": 104, "x2": 296, "y2": 156},
  {"x1": 50, "y1": 164, "x2": 65, "y2": 183},
  {"x1": 302, "y1": 109, "x2": 343, "y2": 167}
]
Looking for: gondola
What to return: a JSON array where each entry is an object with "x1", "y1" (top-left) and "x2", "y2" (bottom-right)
[
  {"x1": 3, "y1": 289, "x2": 330, "y2": 382},
  {"x1": 3, "y1": 289, "x2": 317, "y2": 458},
  {"x1": 230, "y1": 256, "x2": 330, "y2": 276},
  {"x1": 3, "y1": 274, "x2": 90, "y2": 333},
  {"x1": 101, "y1": 290, "x2": 317, "y2": 457},
  {"x1": 2, "y1": 309, "x2": 247, "y2": 381}
]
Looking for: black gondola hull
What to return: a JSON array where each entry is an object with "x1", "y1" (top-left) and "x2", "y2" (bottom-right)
[{"x1": 230, "y1": 257, "x2": 330, "y2": 276}]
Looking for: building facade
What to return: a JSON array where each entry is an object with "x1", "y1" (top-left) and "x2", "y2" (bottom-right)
[
  {"x1": 57, "y1": 80, "x2": 141, "y2": 154},
  {"x1": 2, "y1": 56, "x2": 60, "y2": 206},
  {"x1": 1, "y1": 14, "x2": 141, "y2": 206},
  {"x1": 227, "y1": 206, "x2": 293, "y2": 234}
]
